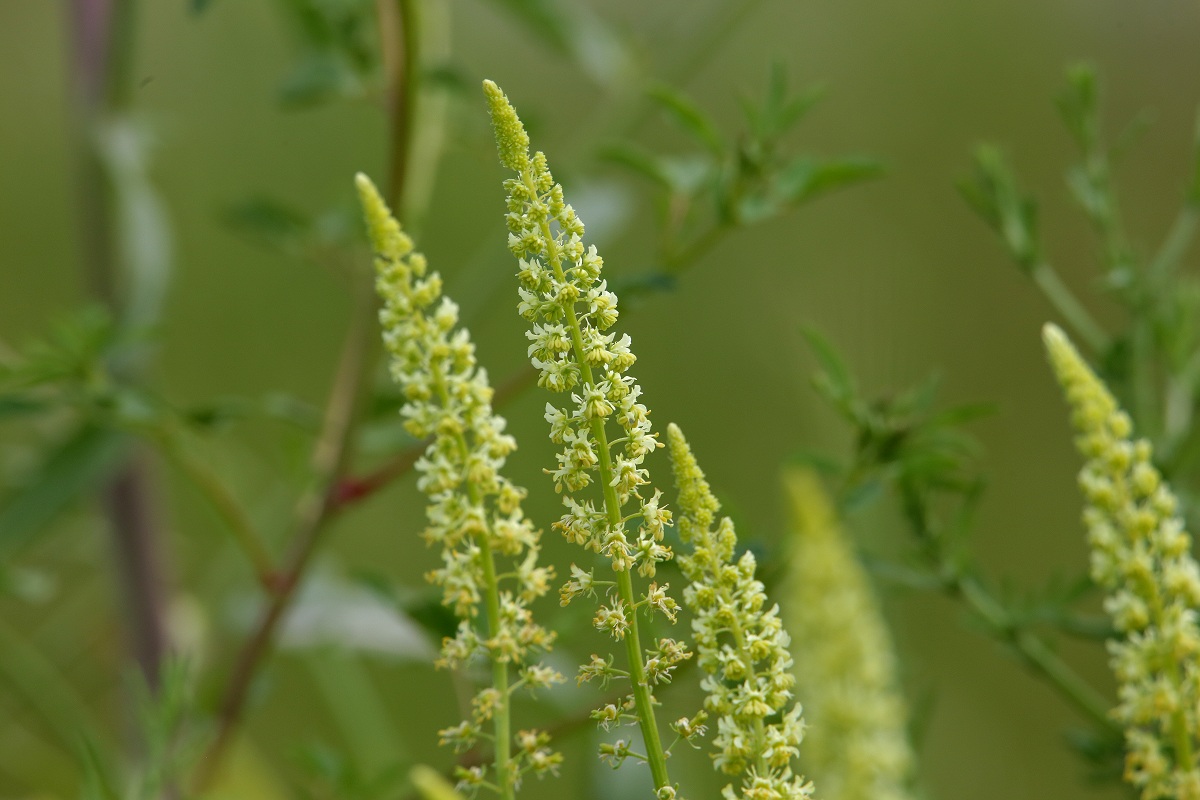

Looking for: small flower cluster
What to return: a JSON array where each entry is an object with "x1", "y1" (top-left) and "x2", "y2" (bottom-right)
[
  {"x1": 667, "y1": 424, "x2": 814, "y2": 800},
  {"x1": 483, "y1": 79, "x2": 672, "y2": 580},
  {"x1": 783, "y1": 468, "x2": 916, "y2": 800},
  {"x1": 484, "y1": 79, "x2": 685, "y2": 792},
  {"x1": 1044, "y1": 323, "x2": 1200, "y2": 800},
  {"x1": 356, "y1": 174, "x2": 562, "y2": 796}
]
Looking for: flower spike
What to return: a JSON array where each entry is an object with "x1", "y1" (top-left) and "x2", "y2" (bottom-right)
[
  {"x1": 484, "y1": 80, "x2": 686, "y2": 797},
  {"x1": 668, "y1": 423, "x2": 815, "y2": 800},
  {"x1": 357, "y1": 173, "x2": 562, "y2": 799},
  {"x1": 783, "y1": 467, "x2": 917, "y2": 800},
  {"x1": 1044, "y1": 322, "x2": 1200, "y2": 800}
]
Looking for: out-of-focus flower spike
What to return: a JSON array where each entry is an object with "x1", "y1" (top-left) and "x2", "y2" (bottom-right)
[{"x1": 783, "y1": 467, "x2": 917, "y2": 800}]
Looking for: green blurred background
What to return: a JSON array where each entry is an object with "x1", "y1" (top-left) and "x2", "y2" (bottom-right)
[{"x1": 4, "y1": 1, "x2": 1200, "y2": 798}]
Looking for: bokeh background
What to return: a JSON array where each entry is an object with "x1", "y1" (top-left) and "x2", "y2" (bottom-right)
[{"x1": 4, "y1": 1, "x2": 1200, "y2": 798}]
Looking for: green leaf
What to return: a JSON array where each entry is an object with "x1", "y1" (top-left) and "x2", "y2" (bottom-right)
[
  {"x1": 189, "y1": 0, "x2": 217, "y2": 14},
  {"x1": 481, "y1": 0, "x2": 630, "y2": 86},
  {"x1": 1056, "y1": 63, "x2": 1100, "y2": 153},
  {"x1": 599, "y1": 142, "x2": 674, "y2": 190},
  {"x1": 649, "y1": 85, "x2": 725, "y2": 156},
  {"x1": 740, "y1": 63, "x2": 823, "y2": 143},
  {"x1": 801, "y1": 326, "x2": 855, "y2": 404},
  {"x1": 2, "y1": 307, "x2": 114, "y2": 390},
  {"x1": 278, "y1": 51, "x2": 364, "y2": 108},
  {"x1": 224, "y1": 196, "x2": 313, "y2": 254},
  {"x1": 778, "y1": 156, "x2": 884, "y2": 207},
  {"x1": 0, "y1": 394, "x2": 51, "y2": 420},
  {"x1": 959, "y1": 145, "x2": 1041, "y2": 272},
  {"x1": 0, "y1": 425, "x2": 128, "y2": 557}
]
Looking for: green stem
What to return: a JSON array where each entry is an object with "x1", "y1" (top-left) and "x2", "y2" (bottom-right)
[
  {"x1": 531, "y1": 203, "x2": 671, "y2": 791},
  {"x1": 956, "y1": 575, "x2": 1119, "y2": 736},
  {"x1": 479, "y1": 525, "x2": 514, "y2": 800},
  {"x1": 148, "y1": 424, "x2": 275, "y2": 590},
  {"x1": 1030, "y1": 263, "x2": 1108, "y2": 353},
  {"x1": 1147, "y1": 204, "x2": 1199, "y2": 288}
]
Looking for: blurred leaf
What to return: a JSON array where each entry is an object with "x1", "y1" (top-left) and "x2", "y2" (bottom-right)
[
  {"x1": 1109, "y1": 108, "x2": 1154, "y2": 165},
  {"x1": 190, "y1": 0, "x2": 218, "y2": 13},
  {"x1": 959, "y1": 145, "x2": 1041, "y2": 272},
  {"x1": 275, "y1": 0, "x2": 377, "y2": 108},
  {"x1": 278, "y1": 51, "x2": 365, "y2": 108},
  {"x1": 0, "y1": 394, "x2": 52, "y2": 420},
  {"x1": 786, "y1": 449, "x2": 844, "y2": 477},
  {"x1": 740, "y1": 64, "x2": 823, "y2": 142},
  {"x1": 1055, "y1": 63, "x2": 1099, "y2": 153},
  {"x1": 79, "y1": 738, "x2": 121, "y2": 800},
  {"x1": 306, "y1": 651, "x2": 408, "y2": 780},
  {"x1": 777, "y1": 156, "x2": 884, "y2": 207},
  {"x1": 0, "y1": 426, "x2": 128, "y2": 557},
  {"x1": 2, "y1": 307, "x2": 114, "y2": 390},
  {"x1": 648, "y1": 85, "x2": 725, "y2": 156},
  {"x1": 802, "y1": 326, "x2": 857, "y2": 421},
  {"x1": 481, "y1": 0, "x2": 630, "y2": 86},
  {"x1": 599, "y1": 142, "x2": 674, "y2": 190},
  {"x1": 224, "y1": 196, "x2": 312, "y2": 254}
]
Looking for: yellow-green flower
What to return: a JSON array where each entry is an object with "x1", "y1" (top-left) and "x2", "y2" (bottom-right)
[
  {"x1": 782, "y1": 467, "x2": 916, "y2": 800},
  {"x1": 484, "y1": 79, "x2": 685, "y2": 796},
  {"x1": 357, "y1": 173, "x2": 562, "y2": 798},
  {"x1": 668, "y1": 423, "x2": 814, "y2": 800},
  {"x1": 1044, "y1": 322, "x2": 1200, "y2": 799}
]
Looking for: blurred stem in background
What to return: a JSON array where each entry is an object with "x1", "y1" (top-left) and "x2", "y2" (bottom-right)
[
  {"x1": 67, "y1": 0, "x2": 171, "y2": 692},
  {"x1": 194, "y1": 0, "x2": 437, "y2": 786}
]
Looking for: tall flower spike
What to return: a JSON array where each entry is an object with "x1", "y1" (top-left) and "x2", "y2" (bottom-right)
[
  {"x1": 484, "y1": 81, "x2": 686, "y2": 798},
  {"x1": 782, "y1": 468, "x2": 917, "y2": 800},
  {"x1": 1044, "y1": 322, "x2": 1200, "y2": 800},
  {"x1": 667, "y1": 424, "x2": 815, "y2": 800},
  {"x1": 356, "y1": 173, "x2": 563, "y2": 800}
]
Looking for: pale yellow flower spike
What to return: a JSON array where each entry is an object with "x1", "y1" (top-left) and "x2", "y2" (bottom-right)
[
  {"x1": 1044, "y1": 322, "x2": 1200, "y2": 800},
  {"x1": 485, "y1": 79, "x2": 684, "y2": 798},
  {"x1": 782, "y1": 468, "x2": 917, "y2": 800},
  {"x1": 668, "y1": 423, "x2": 815, "y2": 800},
  {"x1": 356, "y1": 173, "x2": 563, "y2": 800}
]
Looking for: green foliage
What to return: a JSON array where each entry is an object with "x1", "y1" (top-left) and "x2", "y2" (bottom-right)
[{"x1": 603, "y1": 65, "x2": 882, "y2": 295}]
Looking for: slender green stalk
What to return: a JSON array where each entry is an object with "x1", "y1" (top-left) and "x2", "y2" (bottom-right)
[
  {"x1": 149, "y1": 424, "x2": 275, "y2": 589},
  {"x1": 1148, "y1": 205, "x2": 1199, "y2": 287},
  {"x1": 1030, "y1": 263, "x2": 1107, "y2": 353},
  {"x1": 956, "y1": 575, "x2": 1119, "y2": 735},
  {"x1": 541, "y1": 214, "x2": 671, "y2": 790}
]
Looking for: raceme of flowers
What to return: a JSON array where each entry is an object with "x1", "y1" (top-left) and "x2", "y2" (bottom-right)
[
  {"x1": 782, "y1": 467, "x2": 916, "y2": 800},
  {"x1": 356, "y1": 173, "x2": 562, "y2": 798},
  {"x1": 484, "y1": 79, "x2": 687, "y2": 798},
  {"x1": 667, "y1": 423, "x2": 814, "y2": 800},
  {"x1": 1044, "y1": 322, "x2": 1200, "y2": 800}
]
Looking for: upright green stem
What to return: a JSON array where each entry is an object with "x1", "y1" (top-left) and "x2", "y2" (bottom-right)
[
  {"x1": 1148, "y1": 205, "x2": 1199, "y2": 288},
  {"x1": 478, "y1": 536, "x2": 514, "y2": 800},
  {"x1": 956, "y1": 575, "x2": 1119, "y2": 735},
  {"x1": 1031, "y1": 263, "x2": 1108, "y2": 354},
  {"x1": 532, "y1": 204, "x2": 671, "y2": 791}
]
